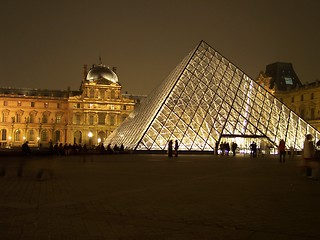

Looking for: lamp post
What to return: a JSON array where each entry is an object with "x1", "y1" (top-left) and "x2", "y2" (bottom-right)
[{"x1": 88, "y1": 131, "x2": 93, "y2": 147}]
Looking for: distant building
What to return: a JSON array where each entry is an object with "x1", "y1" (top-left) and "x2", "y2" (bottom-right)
[
  {"x1": 0, "y1": 62, "x2": 135, "y2": 148},
  {"x1": 257, "y1": 62, "x2": 320, "y2": 131}
]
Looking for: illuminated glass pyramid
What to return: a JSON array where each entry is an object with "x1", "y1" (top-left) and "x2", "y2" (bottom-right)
[{"x1": 106, "y1": 40, "x2": 319, "y2": 151}]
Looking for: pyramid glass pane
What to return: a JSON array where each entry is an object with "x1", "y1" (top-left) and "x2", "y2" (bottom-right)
[{"x1": 106, "y1": 40, "x2": 320, "y2": 151}]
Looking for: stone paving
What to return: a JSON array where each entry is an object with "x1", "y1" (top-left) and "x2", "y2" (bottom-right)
[{"x1": 0, "y1": 153, "x2": 320, "y2": 240}]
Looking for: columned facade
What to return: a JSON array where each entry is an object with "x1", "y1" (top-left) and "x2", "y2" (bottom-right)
[{"x1": 0, "y1": 62, "x2": 135, "y2": 148}]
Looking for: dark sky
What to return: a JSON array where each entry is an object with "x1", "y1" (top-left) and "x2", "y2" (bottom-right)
[{"x1": 1, "y1": 0, "x2": 319, "y2": 95}]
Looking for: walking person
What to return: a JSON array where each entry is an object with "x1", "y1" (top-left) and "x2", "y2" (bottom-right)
[
  {"x1": 278, "y1": 139, "x2": 286, "y2": 163},
  {"x1": 174, "y1": 140, "x2": 179, "y2": 157}
]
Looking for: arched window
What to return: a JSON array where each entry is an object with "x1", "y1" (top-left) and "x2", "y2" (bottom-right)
[
  {"x1": 28, "y1": 129, "x2": 35, "y2": 141},
  {"x1": 98, "y1": 131, "x2": 106, "y2": 143},
  {"x1": 74, "y1": 131, "x2": 82, "y2": 144},
  {"x1": 14, "y1": 130, "x2": 21, "y2": 142},
  {"x1": 41, "y1": 130, "x2": 48, "y2": 142}
]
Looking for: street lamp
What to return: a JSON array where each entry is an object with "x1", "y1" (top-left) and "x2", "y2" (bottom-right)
[{"x1": 88, "y1": 132, "x2": 93, "y2": 146}]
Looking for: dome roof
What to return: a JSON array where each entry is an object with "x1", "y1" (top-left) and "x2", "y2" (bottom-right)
[{"x1": 86, "y1": 64, "x2": 118, "y2": 84}]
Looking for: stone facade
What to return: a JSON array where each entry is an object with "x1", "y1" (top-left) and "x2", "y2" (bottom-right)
[
  {"x1": 0, "y1": 63, "x2": 135, "y2": 148},
  {"x1": 257, "y1": 62, "x2": 320, "y2": 132}
]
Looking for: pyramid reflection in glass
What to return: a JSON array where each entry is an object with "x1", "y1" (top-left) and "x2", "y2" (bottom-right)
[{"x1": 106, "y1": 40, "x2": 319, "y2": 151}]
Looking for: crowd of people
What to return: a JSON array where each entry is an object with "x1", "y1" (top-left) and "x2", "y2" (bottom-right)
[
  {"x1": 48, "y1": 142, "x2": 126, "y2": 156},
  {"x1": 13, "y1": 134, "x2": 320, "y2": 181}
]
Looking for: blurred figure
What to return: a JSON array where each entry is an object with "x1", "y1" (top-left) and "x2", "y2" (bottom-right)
[
  {"x1": 18, "y1": 141, "x2": 31, "y2": 177},
  {"x1": 278, "y1": 139, "x2": 286, "y2": 163},
  {"x1": 302, "y1": 134, "x2": 315, "y2": 178}
]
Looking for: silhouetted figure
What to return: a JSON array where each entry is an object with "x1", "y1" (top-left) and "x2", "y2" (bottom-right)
[
  {"x1": 231, "y1": 142, "x2": 238, "y2": 156},
  {"x1": 22, "y1": 141, "x2": 31, "y2": 156},
  {"x1": 215, "y1": 142, "x2": 219, "y2": 155},
  {"x1": 107, "y1": 144, "x2": 113, "y2": 154},
  {"x1": 174, "y1": 140, "x2": 179, "y2": 157},
  {"x1": 119, "y1": 144, "x2": 124, "y2": 153},
  {"x1": 225, "y1": 142, "x2": 230, "y2": 156},
  {"x1": 168, "y1": 140, "x2": 173, "y2": 157},
  {"x1": 250, "y1": 141, "x2": 257, "y2": 157}
]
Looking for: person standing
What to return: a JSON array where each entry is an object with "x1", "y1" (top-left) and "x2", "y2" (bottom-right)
[
  {"x1": 174, "y1": 140, "x2": 179, "y2": 157},
  {"x1": 168, "y1": 140, "x2": 173, "y2": 157},
  {"x1": 302, "y1": 134, "x2": 315, "y2": 177},
  {"x1": 231, "y1": 142, "x2": 238, "y2": 156},
  {"x1": 278, "y1": 139, "x2": 286, "y2": 163}
]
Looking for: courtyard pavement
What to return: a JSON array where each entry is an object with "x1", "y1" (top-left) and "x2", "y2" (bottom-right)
[{"x1": 0, "y1": 152, "x2": 320, "y2": 240}]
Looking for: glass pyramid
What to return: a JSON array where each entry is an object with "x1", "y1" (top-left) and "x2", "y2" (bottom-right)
[{"x1": 106, "y1": 40, "x2": 320, "y2": 151}]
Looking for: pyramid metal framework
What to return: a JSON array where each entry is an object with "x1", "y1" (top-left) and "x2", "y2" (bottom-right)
[{"x1": 106, "y1": 40, "x2": 320, "y2": 151}]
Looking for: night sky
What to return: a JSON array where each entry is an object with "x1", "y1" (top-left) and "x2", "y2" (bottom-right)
[{"x1": 1, "y1": 0, "x2": 319, "y2": 95}]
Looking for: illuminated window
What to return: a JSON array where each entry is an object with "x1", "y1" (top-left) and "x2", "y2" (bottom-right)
[
  {"x1": 16, "y1": 113, "x2": 21, "y2": 123},
  {"x1": 28, "y1": 130, "x2": 34, "y2": 141},
  {"x1": 17, "y1": 101, "x2": 21, "y2": 106},
  {"x1": 44, "y1": 102, "x2": 49, "y2": 108},
  {"x1": 42, "y1": 115, "x2": 48, "y2": 123},
  {"x1": 56, "y1": 116, "x2": 61, "y2": 123},
  {"x1": 14, "y1": 130, "x2": 21, "y2": 142},
  {"x1": 41, "y1": 130, "x2": 47, "y2": 142},
  {"x1": 110, "y1": 105, "x2": 115, "y2": 110}
]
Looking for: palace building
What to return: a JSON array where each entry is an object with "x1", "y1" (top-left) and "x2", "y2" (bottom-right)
[
  {"x1": 0, "y1": 61, "x2": 135, "y2": 148},
  {"x1": 257, "y1": 62, "x2": 320, "y2": 132}
]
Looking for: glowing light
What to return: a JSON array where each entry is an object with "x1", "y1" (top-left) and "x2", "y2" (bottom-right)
[
  {"x1": 105, "y1": 41, "x2": 320, "y2": 151},
  {"x1": 88, "y1": 132, "x2": 93, "y2": 138}
]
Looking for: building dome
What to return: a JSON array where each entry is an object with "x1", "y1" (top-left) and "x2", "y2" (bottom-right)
[{"x1": 86, "y1": 64, "x2": 119, "y2": 84}]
